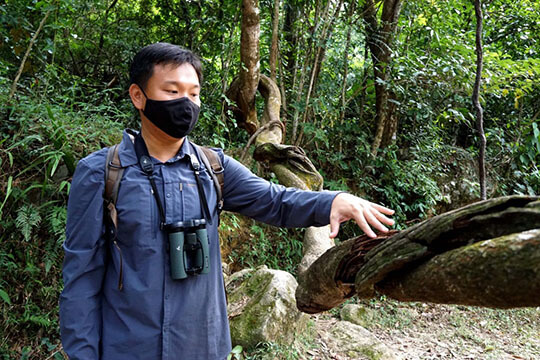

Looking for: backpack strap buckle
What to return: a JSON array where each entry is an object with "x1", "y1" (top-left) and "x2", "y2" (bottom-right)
[{"x1": 191, "y1": 143, "x2": 225, "y2": 213}]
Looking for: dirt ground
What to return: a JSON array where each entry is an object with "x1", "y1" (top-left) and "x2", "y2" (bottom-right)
[{"x1": 301, "y1": 298, "x2": 540, "y2": 360}]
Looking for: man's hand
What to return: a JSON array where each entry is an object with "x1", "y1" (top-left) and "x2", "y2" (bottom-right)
[{"x1": 329, "y1": 193, "x2": 395, "y2": 238}]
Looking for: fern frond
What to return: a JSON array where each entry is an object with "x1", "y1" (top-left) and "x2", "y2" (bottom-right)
[{"x1": 15, "y1": 205, "x2": 41, "y2": 242}]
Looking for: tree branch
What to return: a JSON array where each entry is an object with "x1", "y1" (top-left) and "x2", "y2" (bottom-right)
[{"x1": 8, "y1": 8, "x2": 52, "y2": 101}]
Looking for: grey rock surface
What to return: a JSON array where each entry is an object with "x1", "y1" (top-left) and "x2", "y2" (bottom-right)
[
  {"x1": 317, "y1": 318, "x2": 399, "y2": 360},
  {"x1": 226, "y1": 265, "x2": 309, "y2": 349}
]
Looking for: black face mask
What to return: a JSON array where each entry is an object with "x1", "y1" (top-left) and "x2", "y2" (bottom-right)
[{"x1": 139, "y1": 86, "x2": 200, "y2": 139}]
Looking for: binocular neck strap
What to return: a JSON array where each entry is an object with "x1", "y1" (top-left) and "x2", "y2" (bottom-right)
[
  {"x1": 134, "y1": 132, "x2": 212, "y2": 227},
  {"x1": 188, "y1": 145, "x2": 213, "y2": 225},
  {"x1": 134, "y1": 133, "x2": 167, "y2": 229}
]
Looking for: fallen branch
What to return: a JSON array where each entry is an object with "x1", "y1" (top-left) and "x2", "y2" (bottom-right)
[{"x1": 296, "y1": 196, "x2": 540, "y2": 313}]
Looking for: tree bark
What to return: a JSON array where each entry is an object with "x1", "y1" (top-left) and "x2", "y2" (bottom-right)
[
  {"x1": 376, "y1": 229, "x2": 540, "y2": 308},
  {"x1": 93, "y1": 0, "x2": 119, "y2": 78},
  {"x1": 296, "y1": 196, "x2": 540, "y2": 313},
  {"x1": 339, "y1": 2, "x2": 356, "y2": 124},
  {"x1": 237, "y1": 0, "x2": 261, "y2": 134},
  {"x1": 282, "y1": 0, "x2": 297, "y2": 83},
  {"x1": 269, "y1": 0, "x2": 280, "y2": 81},
  {"x1": 363, "y1": 0, "x2": 403, "y2": 155},
  {"x1": 473, "y1": 0, "x2": 487, "y2": 200},
  {"x1": 290, "y1": 0, "x2": 332, "y2": 144}
]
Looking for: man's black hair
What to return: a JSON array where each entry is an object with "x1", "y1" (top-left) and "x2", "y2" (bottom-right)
[{"x1": 129, "y1": 43, "x2": 203, "y2": 90}]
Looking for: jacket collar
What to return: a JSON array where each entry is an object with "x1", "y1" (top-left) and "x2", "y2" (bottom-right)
[{"x1": 118, "y1": 129, "x2": 193, "y2": 167}]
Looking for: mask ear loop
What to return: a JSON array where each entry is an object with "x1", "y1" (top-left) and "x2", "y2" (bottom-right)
[
  {"x1": 137, "y1": 85, "x2": 150, "y2": 114},
  {"x1": 137, "y1": 84, "x2": 149, "y2": 99}
]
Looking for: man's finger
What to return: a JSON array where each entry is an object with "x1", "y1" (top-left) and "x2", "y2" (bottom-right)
[
  {"x1": 353, "y1": 210, "x2": 376, "y2": 238},
  {"x1": 372, "y1": 203, "x2": 395, "y2": 215},
  {"x1": 363, "y1": 208, "x2": 388, "y2": 233},
  {"x1": 329, "y1": 216, "x2": 340, "y2": 238},
  {"x1": 372, "y1": 210, "x2": 395, "y2": 226}
]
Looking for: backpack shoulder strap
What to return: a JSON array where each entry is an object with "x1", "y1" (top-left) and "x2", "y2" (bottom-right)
[
  {"x1": 104, "y1": 143, "x2": 127, "y2": 291},
  {"x1": 104, "y1": 144, "x2": 125, "y2": 228},
  {"x1": 192, "y1": 144, "x2": 225, "y2": 211}
]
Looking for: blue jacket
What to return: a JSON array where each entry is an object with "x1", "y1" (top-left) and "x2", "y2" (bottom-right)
[{"x1": 59, "y1": 129, "x2": 339, "y2": 360}]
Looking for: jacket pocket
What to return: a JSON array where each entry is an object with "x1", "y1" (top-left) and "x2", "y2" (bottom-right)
[
  {"x1": 183, "y1": 171, "x2": 216, "y2": 222},
  {"x1": 116, "y1": 179, "x2": 156, "y2": 247}
]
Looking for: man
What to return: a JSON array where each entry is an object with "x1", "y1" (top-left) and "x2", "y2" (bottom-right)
[{"x1": 59, "y1": 43, "x2": 395, "y2": 359}]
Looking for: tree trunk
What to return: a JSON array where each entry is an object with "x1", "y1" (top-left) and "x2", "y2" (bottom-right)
[
  {"x1": 269, "y1": 0, "x2": 280, "y2": 81},
  {"x1": 473, "y1": 0, "x2": 487, "y2": 200},
  {"x1": 283, "y1": 0, "x2": 298, "y2": 91},
  {"x1": 376, "y1": 228, "x2": 540, "y2": 308},
  {"x1": 339, "y1": 2, "x2": 356, "y2": 124},
  {"x1": 296, "y1": 196, "x2": 540, "y2": 313},
  {"x1": 227, "y1": 0, "x2": 336, "y2": 284},
  {"x1": 290, "y1": 0, "x2": 333, "y2": 144},
  {"x1": 363, "y1": 0, "x2": 403, "y2": 155},
  {"x1": 237, "y1": 0, "x2": 261, "y2": 135}
]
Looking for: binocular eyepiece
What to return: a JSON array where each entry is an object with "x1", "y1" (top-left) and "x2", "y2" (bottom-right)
[{"x1": 164, "y1": 219, "x2": 210, "y2": 280}]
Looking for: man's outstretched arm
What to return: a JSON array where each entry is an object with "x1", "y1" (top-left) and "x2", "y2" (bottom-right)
[
  {"x1": 220, "y1": 153, "x2": 395, "y2": 236},
  {"x1": 60, "y1": 155, "x2": 107, "y2": 358}
]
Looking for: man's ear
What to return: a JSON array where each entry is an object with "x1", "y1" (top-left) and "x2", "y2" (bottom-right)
[{"x1": 129, "y1": 84, "x2": 145, "y2": 111}]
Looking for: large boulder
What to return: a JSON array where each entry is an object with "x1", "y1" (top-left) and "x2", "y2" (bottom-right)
[{"x1": 226, "y1": 265, "x2": 309, "y2": 349}]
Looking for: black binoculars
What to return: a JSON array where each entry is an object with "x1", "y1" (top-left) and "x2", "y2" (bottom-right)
[{"x1": 164, "y1": 219, "x2": 210, "y2": 280}]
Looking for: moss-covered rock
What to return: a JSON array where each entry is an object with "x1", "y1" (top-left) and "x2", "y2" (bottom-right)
[
  {"x1": 340, "y1": 304, "x2": 376, "y2": 328},
  {"x1": 226, "y1": 266, "x2": 309, "y2": 349},
  {"x1": 318, "y1": 320, "x2": 398, "y2": 360}
]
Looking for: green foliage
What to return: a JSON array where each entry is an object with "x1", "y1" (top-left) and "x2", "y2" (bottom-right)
[
  {"x1": 313, "y1": 125, "x2": 447, "y2": 237},
  {"x1": 0, "y1": 289, "x2": 11, "y2": 305},
  {"x1": 227, "y1": 221, "x2": 304, "y2": 276},
  {"x1": 1, "y1": 0, "x2": 539, "y2": 357},
  {"x1": 15, "y1": 204, "x2": 41, "y2": 242},
  {"x1": 365, "y1": 146, "x2": 444, "y2": 224},
  {"x1": 0, "y1": 45, "x2": 123, "y2": 358},
  {"x1": 227, "y1": 345, "x2": 244, "y2": 360},
  {"x1": 46, "y1": 206, "x2": 67, "y2": 244}
]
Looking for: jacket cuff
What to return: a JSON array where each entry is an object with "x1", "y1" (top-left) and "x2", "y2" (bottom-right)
[{"x1": 314, "y1": 190, "x2": 344, "y2": 226}]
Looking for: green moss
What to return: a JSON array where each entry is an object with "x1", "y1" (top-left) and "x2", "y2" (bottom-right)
[
  {"x1": 245, "y1": 270, "x2": 273, "y2": 297},
  {"x1": 229, "y1": 268, "x2": 306, "y2": 349},
  {"x1": 357, "y1": 345, "x2": 384, "y2": 360}
]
